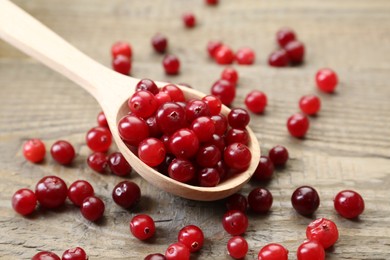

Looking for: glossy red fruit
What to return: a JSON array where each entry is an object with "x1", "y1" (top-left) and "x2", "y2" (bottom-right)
[
  {"x1": 258, "y1": 243, "x2": 288, "y2": 260},
  {"x1": 130, "y1": 214, "x2": 156, "y2": 240},
  {"x1": 23, "y1": 138, "x2": 46, "y2": 163},
  {"x1": 68, "y1": 180, "x2": 94, "y2": 207},
  {"x1": 228, "y1": 108, "x2": 250, "y2": 129},
  {"x1": 316, "y1": 68, "x2": 338, "y2": 93},
  {"x1": 81, "y1": 196, "x2": 105, "y2": 222},
  {"x1": 185, "y1": 99, "x2": 210, "y2": 123},
  {"x1": 112, "y1": 181, "x2": 141, "y2": 209},
  {"x1": 205, "y1": 0, "x2": 218, "y2": 5},
  {"x1": 165, "y1": 242, "x2": 190, "y2": 260},
  {"x1": 248, "y1": 187, "x2": 273, "y2": 213},
  {"x1": 128, "y1": 90, "x2": 158, "y2": 119},
  {"x1": 118, "y1": 115, "x2": 149, "y2": 146},
  {"x1": 144, "y1": 253, "x2": 166, "y2": 260},
  {"x1": 211, "y1": 79, "x2": 236, "y2": 106},
  {"x1": 86, "y1": 126, "x2": 112, "y2": 152},
  {"x1": 87, "y1": 152, "x2": 108, "y2": 173},
  {"x1": 268, "y1": 49, "x2": 289, "y2": 67},
  {"x1": 138, "y1": 138, "x2": 166, "y2": 167},
  {"x1": 151, "y1": 33, "x2": 168, "y2": 53},
  {"x1": 225, "y1": 128, "x2": 248, "y2": 145},
  {"x1": 235, "y1": 47, "x2": 255, "y2": 65},
  {"x1": 253, "y1": 156, "x2": 274, "y2": 181},
  {"x1": 108, "y1": 152, "x2": 132, "y2": 177},
  {"x1": 111, "y1": 41, "x2": 132, "y2": 58},
  {"x1": 163, "y1": 54, "x2": 180, "y2": 75},
  {"x1": 224, "y1": 143, "x2": 251, "y2": 171},
  {"x1": 32, "y1": 251, "x2": 61, "y2": 260},
  {"x1": 198, "y1": 167, "x2": 220, "y2": 187},
  {"x1": 245, "y1": 90, "x2": 267, "y2": 114},
  {"x1": 214, "y1": 45, "x2": 234, "y2": 65},
  {"x1": 297, "y1": 240, "x2": 325, "y2": 260},
  {"x1": 196, "y1": 144, "x2": 221, "y2": 167},
  {"x1": 276, "y1": 28, "x2": 296, "y2": 47},
  {"x1": 306, "y1": 218, "x2": 339, "y2": 249},
  {"x1": 178, "y1": 225, "x2": 204, "y2": 253},
  {"x1": 136, "y1": 78, "x2": 159, "y2": 95},
  {"x1": 202, "y1": 95, "x2": 222, "y2": 116},
  {"x1": 207, "y1": 40, "x2": 223, "y2": 58},
  {"x1": 62, "y1": 247, "x2": 88, "y2": 260},
  {"x1": 291, "y1": 186, "x2": 320, "y2": 216},
  {"x1": 227, "y1": 236, "x2": 248, "y2": 259},
  {"x1": 222, "y1": 210, "x2": 248, "y2": 235},
  {"x1": 211, "y1": 114, "x2": 228, "y2": 135},
  {"x1": 155, "y1": 91, "x2": 172, "y2": 107},
  {"x1": 112, "y1": 54, "x2": 131, "y2": 75},
  {"x1": 12, "y1": 188, "x2": 37, "y2": 215},
  {"x1": 221, "y1": 67, "x2": 239, "y2": 85},
  {"x1": 334, "y1": 190, "x2": 365, "y2": 219},
  {"x1": 161, "y1": 84, "x2": 185, "y2": 102},
  {"x1": 50, "y1": 140, "x2": 75, "y2": 165},
  {"x1": 285, "y1": 40, "x2": 305, "y2": 64},
  {"x1": 97, "y1": 111, "x2": 108, "y2": 128},
  {"x1": 168, "y1": 158, "x2": 195, "y2": 183},
  {"x1": 299, "y1": 95, "x2": 321, "y2": 115},
  {"x1": 35, "y1": 176, "x2": 67, "y2": 209},
  {"x1": 287, "y1": 113, "x2": 309, "y2": 138},
  {"x1": 191, "y1": 116, "x2": 215, "y2": 142},
  {"x1": 182, "y1": 12, "x2": 196, "y2": 28},
  {"x1": 268, "y1": 145, "x2": 289, "y2": 166},
  {"x1": 169, "y1": 128, "x2": 199, "y2": 159},
  {"x1": 156, "y1": 102, "x2": 186, "y2": 135},
  {"x1": 226, "y1": 193, "x2": 248, "y2": 212}
]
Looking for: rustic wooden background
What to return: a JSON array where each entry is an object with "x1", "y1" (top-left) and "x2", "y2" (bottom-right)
[{"x1": 1, "y1": 0, "x2": 390, "y2": 259}]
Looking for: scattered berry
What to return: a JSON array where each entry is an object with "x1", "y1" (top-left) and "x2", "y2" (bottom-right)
[
  {"x1": 299, "y1": 95, "x2": 321, "y2": 115},
  {"x1": 253, "y1": 156, "x2": 274, "y2": 181},
  {"x1": 165, "y1": 242, "x2": 190, "y2": 260},
  {"x1": 151, "y1": 33, "x2": 168, "y2": 53},
  {"x1": 297, "y1": 240, "x2": 325, "y2": 260},
  {"x1": 306, "y1": 218, "x2": 339, "y2": 249},
  {"x1": 268, "y1": 49, "x2": 289, "y2": 67},
  {"x1": 111, "y1": 41, "x2": 132, "y2": 58},
  {"x1": 268, "y1": 145, "x2": 289, "y2": 166},
  {"x1": 12, "y1": 188, "x2": 37, "y2": 215},
  {"x1": 50, "y1": 140, "x2": 75, "y2": 165},
  {"x1": 81, "y1": 196, "x2": 105, "y2": 222},
  {"x1": 144, "y1": 253, "x2": 166, "y2": 260},
  {"x1": 62, "y1": 247, "x2": 88, "y2": 260},
  {"x1": 276, "y1": 28, "x2": 296, "y2": 47},
  {"x1": 316, "y1": 68, "x2": 338, "y2": 93},
  {"x1": 112, "y1": 181, "x2": 141, "y2": 209},
  {"x1": 87, "y1": 152, "x2": 108, "y2": 173},
  {"x1": 226, "y1": 193, "x2": 248, "y2": 213},
  {"x1": 248, "y1": 187, "x2": 273, "y2": 213},
  {"x1": 235, "y1": 47, "x2": 255, "y2": 65},
  {"x1": 211, "y1": 79, "x2": 236, "y2": 106},
  {"x1": 227, "y1": 236, "x2": 248, "y2": 259},
  {"x1": 32, "y1": 251, "x2": 61, "y2": 260},
  {"x1": 214, "y1": 45, "x2": 234, "y2": 65},
  {"x1": 35, "y1": 176, "x2": 67, "y2": 209},
  {"x1": 258, "y1": 243, "x2": 288, "y2": 260},
  {"x1": 205, "y1": 0, "x2": 218, "y2": 5},
  {"x1": 23, "y1": 138, "x2": 46, "y2": 163},
  {"x1": 182, "y1": 12, "x2": 196, "y2": 28},
  {"x1": 112, "y1": 54, "x2": 131, "y2": 75},
  {"x1": 285, "y1": 40, "x2": 305, "y2": 64},
  {"x1": 222, "y1": 210, "x2": 248, "y2": 235},
  {"x1": 245, "y1": 90, "x2": 267, "y2": 114},
  {"x1": 162, "y1": 54, "x2": 180, "y2": 75},
  {"x1": 178, "y1": 225, "x2": 204, "y2": 253},
  {"x1": 108, "y1": 152, "x2": 132, "y2": 177},
  {"x1": 130, "y1": 214, "x2": 156, "y2": 240},
  {"x1": 97, "y1": 111, "x2": 108, "y2": 128},
  {"x1": 221, "y1": 67, "x2": 239, "y2": 85},
  {"x1": 207, "y1": 40, "x2": 223, "y2": 58},
  {"x1": 334, "y1": 190, "x2": 365, "y2": 219},
  {"x1": 287, "y1": 113, "x2": 309, "y2": 138},
  {"x1": 291, "y1": 186, "x2": 320, "y2": 216},
  {"x1": 86, "y1": 126, "x2": 112, "y2": 152},
  {"x1": 68, "y1": 180, "x2": 95, "y2": 207}
]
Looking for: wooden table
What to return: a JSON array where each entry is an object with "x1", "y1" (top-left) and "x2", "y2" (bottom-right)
[{"x1": 1, "y1": 0, "x2": 390, "y2": 259}]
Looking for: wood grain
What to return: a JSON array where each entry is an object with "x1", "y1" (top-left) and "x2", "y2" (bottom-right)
[{"x1": 1, "y1": 0, "x2": 390, "y2": 259}]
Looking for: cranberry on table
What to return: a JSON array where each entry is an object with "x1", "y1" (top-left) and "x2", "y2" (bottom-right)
[
  {"x1": 191, "y1": 116, "x2": 215, "y2": 142},
  {"x1": 138, "y1": 138, "x2": 166, "y2": 167},
  {"x1": 316, "y1": 68, "x2": 338, "y2": 93},
  {"x1": 135, "y1": 78, "x2": 159, "y2": 95},
  {"x1": 12, "y1": 188, "x2": 37, "y2": 215},
  {"x1": 87, "y1": 152, "x2": 108, "y2": 173},
  {"x1": 334, "y1": 190, "x2": 365, "y2": 219},
  {"x1": 68, "y1": 180, "x2": 94, "y2": 207},
  {"x1": 112, "y1": 54, "x2": 131, "y2": 75},
  {"x1": 182, "y1": 12, "x2": 196, "y2": 28},
  {"x1": 228, "y1": 108, "x2": 250, "y2": 129},
  {"x1": 23, "y1": 138, "x2": 46, "y2": 163},
  {"x1": 226, "y1": 193, "x2": 248, "y2": 212},
  {"x1": 62, "y1": 247, "x2": 88, "y2": 260},
  {"x1": 144, "y1": 254, "x2": 166, "y2": 260},
  {"x1": 168, "y1": 158, "x2": 195, "y2": 183},
  {"x1": 306, "y1": 218, "x2": 339, "y2": 249},
  {"x1": 227, "y1": 236, "x2": 248, "y2": 259},
  {"x1": 108, "y1": 152, "x2": 132, "y2": 177},
  {"x1": 178, "y1": 225, "x2": 204, "y2": 253},
  {"x1": 222, "y1": 210, "x2": 248, "y2": 235},
  {"x1": 299, "y1": 95, "x2": 321, "y2": 115},
  {"x1": 198, "y1": 167, "x2": 220, "y2": 187},
  {"x1": 151, "y1": 33, "x2": 168, "y2": 53},
  {"x1": 169, "y1": 128, "x2": 199, "y2": 159},
  {"x1": 161, "y1": 84, "x2": 185, "y2": 102},
  {"x1": 162, "y1": 54, "x2": 180, "y2": 75},
  {"x1": 235, "y1": 47, "x2": 255, "y2": 65},
  {"x1": 165, "y1": 242, "x2": 190, "y2": 260},
  {"x1": 245, "y1": 90, "x2": 267, "y2": 114},
  {"x1": 214, "y1": 45, "x2": 235, "y2": 65},
  {"x1": 296, "y1": 240, "x2": 325, "y2": 260},
  {"x1": 35, "y1": 176, "x2": 67, "y2": 209},
  {"x1": 221, "y1": 67, "x2": 239, "y2": 85},
  {"x1": 97, "y1": 111, "x2": 108, "y2": 128},
  {"x1": 207, "y1": 40, "x2": 223, "y2": 58},
  {"x1": 268, "y1": 49, "x2": 289, "y2": 67},
  {"x1": 130, "y1": 214, "x2": 156, "y2": 240},
  {"x1": 284, "y1": 40, "x2": 305, "y2": 64},
  {"x1": 50, "y1": 140, "x2": 75, "y2": 165},
  {"x1": 211, "y1": 79, "x2": 236, "y2": 106},
  {"x1": 205, "y1": 0, "x2": 218, "y2": 5},
  {"x1": 112, "y1": 181, "x2": 141, "y2": 208},
  {"x1": 224, "y1": 143, "x2": 252, "y2": 171},
  {"x1": 111, "y1": 41, "x2": 132, "y2": 58},
  {"x1": 118, "y1": 114, "x2": 149, "y2": 146},
  {"x1": 86, "y1": 126, "x2": 112, "y2": 152},
  {"x1": 287, "y1": 113, "x2": 310, "y2": 138},
  {"x1": 248, "y1": 187, "x2": 273, "y2": 213},
  {"x1": 81, "y1": 196, "x2": 105, "y2": 222},
  {"x1": 253, "y1": 156, "x2": 274, "y2": 181},
  {"x1": 258, "y1": 243, "x2": 288, "y2": 260},
  {"x1": 291, "y1": 186, "x2": 320, "y2": 216},
  {"x1": 268, "y1": 145, "x2": 289, "y2": 166},
  {"x1": 128, "y1": 90, "x2": 158, "y2": 119},
  {"x1": 276, "y1": 27, "x2": 296, "y2": 47},
  {"x1": 32, "y1": 251, "x2": 61, "y2": 260}
]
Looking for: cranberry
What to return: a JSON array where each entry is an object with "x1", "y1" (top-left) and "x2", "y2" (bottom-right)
[
  {"x1": 215, "y1": 160, "x2": 227, "y2": 181},
  {"x1": 226, "y1": 193, "x2": 248, "y2": 212},
  {"x1": 235, "y1": 47, "x2": 255, "y2": 65},
  {"x1": 161, "y1": 84, "x2": 185, "y2": 102},
  {"x1": 245, "y1": 90, "x2": 267, "y2": 114},
  {"x1": 136, "y1": 78, "x2": 159, "y2": 95},
  {"x1": 252, "y1": 156, "x2": 274, "y2": 181},
  {"x1": 165, "y1": 242, "x2": 190, "y2": 260},
  {"x1": 169, "y1": 128, "x2": 199, "y2": 159},
  {"x1": 227, "y1": 236, "x2": 248, "y2": 259},
  {"x1": 297, "y1": 240, "x2": 325, "y2": 260},
  {"x1": 87, "y1": 152, "x2": 108, "y2": 173},
  {"x1": 146, "y1": 115, "x2": 164, "y2": 137},
  {"x1": 178, "y1": 225, "x2": 204, "y2": 253},
  {"x1": 185, "y1": 99, "x2": 210, "y2": 123},
  {"x1": 97, "y1": 111, "x2": 108, "y2": 128},
  {"x1": 128, "y1": 90, "x2": 158, "y2": 119},
  {"x1": 334, "y1": 190, "x2": 365, "y2": 219},
  {"x1": 207, "y1": 40, "x2": 223, "y2": 58},
  {"x1": 276, "y1": 28, "x2": 296, "y2": 47},
  {"x1": 112, "y1": 181, "x2": 141, "y2": 208},
  {"x1": 214, "y1": 45, "x2": 234, "y2": 65},
  {"x1": 23, "y1": 138, "x2": 46, "y2": 163},
  {"x1": 118, "y1": 115, "x2": 149, "y2": 146},
  {"x1": 62, "y1": 247, "x2": 88, "y2": 260},
  {"x1": 130, "y1": 214, "x2": 156, "y2": 240},
  {"x1": 268, "y1": 49, "x2": 289, "y2": 67},
  {"x1": 81, "y1": 196, "x2": 105, "y2": 222},
  {"x1": 268, "y1": 145, "x2": 289, "y2": 166},
  {"x1": 299, "y1": 95, "x2": 321, "y2": 115},
  {"x1": 258, "y1": 243, "x2": 288, "y2": 260},
  {"x1": 225, "y1": 128, "x2": 249, "y2": 145},
  {"x1": 191, "y1": 116, "x2": 215, "y2": 142},
  {"x1": 222, "y1": 210, "x2": 248, "y2": 236},
  {"x1": 285, "y1": 40, "x2": 305, "y2": 64},
  {"x1": 287, "y1": 113, "x2": 309, "y2": 138},
  {"x1": 68, "y1": 180, "x2": 94, "y2": 207},
  {"x1": 35, "y1": 176, "x2": 67, "y2": 209},
  {"x1": 198, "y1": 167, "x2": 220, "y2": 187},
  {"x1": 151, "y1": 33, "x2": 168, "y2": 53},
  {"x1": 108, "y1": 152, "x2": 132, "y2": 177},
  {"x1": 248, "y1": 187, "x2": 273, "y2": 213},
  {"x1": 138, "y1": 138, "x2": 166, "y2": 167},
  {"x1": 205, "y1": 0, "x2": 218, "y2": 5},
  {"x1": 111, "y1": 41, "x2": 132, "y2": 58},
  {"x1": 306, "y1": 218, "x2": 339, "y2": 249},
  {"x1": 182, "y1": 12, "x2": 196, "y2": 28},
  {"x1": 196, "y1": 145, "x2": 221, "y2": 167},
  {"x1": 168, "y1": 158, "x2": 195, "y2": 183},
  {"x1": 223, "y1": 143, "x2": 251, "y2": 171},
  {"x1": 206, "y1": 134, "x2": 226, "y2": 152},
  {"x1": 144, "y1": 254, "x2": 166, "y2": 260},
  {"x1": 155, "y1": 91, "x2": 172, "y2": 107},
  {"x1": 50, "y1": 140, "x2": 75, "y2": 165},
  {"x1": 156, "y1": 102, "x2": 186, "y2": 135},
  {"x1": 202, "y1": 95, "x2": 222, "y2": 115},
  {"x1": 228, "y1": 108, "x2": 250, "y2": 129},
  {"x1": 211, "y1": 79, "x2": 236, "y2": 106},
  {"x1": 291, "y1": 186, "x2": 320, "y2": 216},
  {"x1": 86, "y1": 126, "x2": 112, "y2": 152},
  {"x1": 221, "y1": 67, "x2": 239, "y2": 85},
  {"x1": 316, "y1": 68, "x2": 338, "y2": 93},
  {"x1": 12, "y1": 188, "x2": 37, "y2": 215},
  {"x1": 112, "y1": 54, "x2": 131, "y2": 75},
  {"x1": 162, "y1": 54, "x2": 180, "y2": 75},
  {"x1": 32, "y1": 251, "x2": 61, "y2": 260}
]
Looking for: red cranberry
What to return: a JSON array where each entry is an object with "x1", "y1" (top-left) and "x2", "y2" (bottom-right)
[
  {"x1": 196, "y1": 145, "x2": 221, "y2": 167},
  {"x1": 130, "y1": 214, "x2": 156, "y2": 240},
  {"x1": 202, "y1": 95, "x2": 222, "y2": 115},
  {"x1": 225, "y1": 128, "x2": 249, "y2": 145},
  {"x1": 252, "y1": 156, "x2": 274, "y2": 181},
  {"x1": 285, "y1": 40, "x2": 305, "y2": 64},
  {"x1": 111, "y1": 41, "x2": 132, "y2": 58},
  {"x1": 169, "y1": 128, "x2": 199, "y2": 159},
  {"x1": 50, "y1": 140, "x2": 75, "y2": 165},
  {"x1": 155, "y1": 91, "x2": 172, "y2": 107},
  {"x1": 287, "y1": 113, "x2": 309, "y2": 138},
  {"x1": 32, "y1": 251, "x2": 61, "y2": 260},
  {"x1": 118, "y1": 115, "x2": 149, "y2": 146},
  {"x1": 222, "y1": 210, "x2": 248, "y2": 236},
  {"x1": 145, "y1": 115, "x2": 160, "y2": 137},
  {"x1": 144, "y1": 254, "x2": 166, "y2": 260},
  {"x1": 23, "y1": 138, "x2": 46, "y2": 163},
  {"x1": 191, "y1": 116, "x2": 215, "y2": 142},
  {"x1": 81, "y1": 196, "x2": 105, "y2": 222},
  {"x1": 156, "y1": 102, "x2": 186, "y2": 135},
  {"x1": 211, "y1": 114, "x2": 228, "y2": 135},
  {"x1": 207, "y1": 40, "x2": 223, "y2": 58},
  {"x1": 168, "y1": 158, "x2": 195, "y2": 183},
  {"x1": 248, "y1": 187, "x2": 273, "y2": 213},
  {"x1": 226, "y1": 193, "x2": 248, "y2": 213},
  {"x1": 151, "y1": 33, "x2": 168, "y2": 53},
  {"x1": 182, "y1": 12, "x2": 196, "y2": 28},
  {"x1": 228, "y1": 108, "x2": 250, "y2": 129},
  {"x1": 205, "y1": 0, "x2": 218, "y2": 5},
  {"x1": 62, "y1": 247, "x2": 88, "y2": 260},
  {"x1": 291, "y1": 186, "x2": 320, "y2": 216},
  {"x1": 245, "y1": 90, "x2": 267, "y2": 114},
  {"x1": 112, "y1": 54, "x2": 131, "y2": 75},
  {"x1": 161, "y1": 84, "x2": 185, "y2": 102},
  {"x1": 297, "y1": 240, "x2": 325, "y2": 260},
  {"x1": 136, "y1": 78, "x2": 159, "y2": 95},
  {"x1": 185, "y1": 99, "x2": 210, "y2": 123},
  {"x1": 35, "y1": 176, "x2": 67, "y2": 209},
  {"x1": 334, "y1": 190, "x2": 365, "y2": 219},
  {"x1": 316, "y1": 68, "x2": 338, "y2": 93},
  {"x1": 306, "y1": 218, "x2": 339, "y2": 249},
  {"x1": 268, "y1": 145, "x2": 289, "y2": 166},
  {"x1": 178, "y1": 225, "x2": 204, "y2": 253},
  {"x1": 221, "y1": 67, "x2": 239, "y2": 85},
  {"x1": 206, "y1": 134, "x2": 226, "y2": 152},
  {"x1": 235, "y1": 47, "x2": 255, "y2": 65},
  {"x1": 165, "y1": 242, "x2": 190, "y2": 260},
  {"x1": 112, "y1": 181, "x2": 141, "y2": 209},
  {"x1": 108, "y1": 152, "x2": 132, "y2": 176},
  {"x1": 68, "y1": 180, "x2": 94, "y2": 207},
  {"x1": 97, "y1": 111, "x2": 108, "y2": 128},
  {"x1": 268, "y1": 49, "x2": 289, "y2": 67},
  {"x1": 138, "y1": 138, "x2": 166, "y2": 167},
  {"x1": 198, "y1": 167, "x2": 220, "y2": 187},
  {"x1": 299, "y1": 95, "x2": 321, "y2": 115},
  {"x1": 86, "y1": 126, "x2": 112, "y2": 152},
  {"x1": 214, "y1": 45, "x2": 234, "y2": 65},
  {"x1": 128, "y1": 90, "x2": 158, "y2": 119},
  {"x1": 258, "y1": 243, "x2": 288, "y2": 260},
  {"x1": 162, "y1": 54, "x2": 180, "y2": 75},
  {"x1": 227, "y1": 236, "x2": 248, "y2": 259},
  {"x1": 276, "y1": 27, "x2": 296, "y2": 47},
  {"x1": 224, "y1": 143, "x2": 251, "y2": 171},
  {"x1": 12, "y1": 188, "x2": 37, "y2": 215},
  {"x1": 87, "y1": 152, "x2": 108, "y2": 173},
  {"x1": 211, "y1": 79, "x2": 236, "y2": 106}
]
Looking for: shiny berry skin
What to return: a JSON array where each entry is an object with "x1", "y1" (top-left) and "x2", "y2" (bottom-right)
[
  {"x1": 112, "y1": 54, "x2": 131, "y2": 75},
  {"x1": 32, "y1": 251, "x2": 61, "y2": 260},
  {"x1": 211, "y1": 79, "x2": 236, "y2": 106},
  {"x1": 207, "y1": 40, "x2": 223, "y2": 58},
  {"x1": 68, "y1": 180, "x2": 94, "y2": 207},
  {"x1": 228, "y1": 108, "x2": 250, "y2": 129},
  {"x1": 191, "y1": 116, "x2": 215, "y2": 142},
  {"x1": 198, "y1": 167, "x2": 220, "y2": 187},
  {"x1": 205, "y1": 0, "x2": 218, "y2": 5},
  {"x1": 146, "y1": 115, "x2": 161, "y2": 137},
  {"x1": 161, "y1": 84, "x2": 185, "y2": 102},
  {"x1": 268, "y1": 145, "x2": 289, "y2": 166},
  {"x1": 222, "y1": 210, "x2": 248, "y2": 235},
  {"x1": 97, "y1": 111, "x2": 108, "y2": 128},
  {"x1": 23, "y1": 138, "x2": 46, "y2": 163},
  {"x1": 169, "y1": 128, "x2": 199, "y2": 159},
  {"x1": 248, "y1": 187, "x2": 273, "y2": 213},
  {"x1": 182, "y1": 12, "x2": 196, "y2": 28},
  {"x1": 306, "y1": 218, "x2": 339, "y2": 249},
  {"x1": 156, "y1": 102, "x2": 186, "y2": 135},
  {"x1": 50, "y1": 140, "x2": 75, "y2": 165},
  {"x1": 224, "y1": 143, "x2": 251, "y2": 171},
  {"x1": 211, "y1": 114, "x2": 228, "y2": 135},
  {"x1": 62, "y1": 247, "x2": 88, "y2": 260},
  {"x1": 258, "y1": 243, "x2": 288, "y2": 260},
  {"x1": 268, "y1": 49, "x2": 289, "y2": 67},
  {"x1": 214, "y1": 45, "x2": 234, "y2": 65},
  {"x1": 209, "y1": 134, "x2": 226, "y2": 152},
  {"x1": 178, "y1": 225, "x2": 204, "y2": 253},
  {"x1": 253, "y1": 156, "x2": 274, "y2": 181},
  {"x1": 227, "y1": 236, "x2": 248, "y2": 259},
  {"x1": 276, "y1": 27, "x2": 296, "y2": 47},
  {"x1": 112, "y1": 181, "x2": 141, "y2": 208},
  {"x1": 162, "y1": 54, "x2": 180, "y2": 75},
  {"x1": 285, "y1": 40, "x2": 305, "y2": 64},
  {"x1": 118, "y1": 115, "x2": 149, "y2": 146},
  {"x1": 185, "y1": 99, "x2": 210, "y2": 123},
  {"x1": 299, "y1": 95, "x2": 321, "y2": 115},
  {"x1": 151, "y1": 33, "x2": 168, "y2": 53},
  {"x1": 196, "y1": 145, "x2": 221, "y2": 167},
  {"x1": 245, "y1": 90, "x2": 267, "y2": 114},
  {"x1": 168, "y1": 158, "x2": 195, "y2": 183},
  {"x1": 81, "y1": 196, "x2": 105, "y2": 222},
  {"x1": 12, "y1": 188, "x2": 37, "y2": 215},
  {"x1": 130, "y1": 214, "x2": 156, "y2": 240},
  {"x1": 297, "y1": 240, "x2": 325, "y2": 260},
  {"x1": 136, "y1": 78, "x2": 159, "y2": 95},
  {"x1": 235, "y1": 47, "x2": 255, "y2": 65},
  {"x1": 287, "y1": 113, "x2": 309, "y2": 138},
  {"x1": 202, "y1": 95, "x2": 222, "y2": 115},
  {"x1": 155, "y1": 91, "x2": 172, "y2": 107},
  {"x1": 225, "y1": 128, "x2": 249, "y2": 145},
  {"x1": 226, "y1": 193, "x2": 247, "y2": 212},
  {"x1": 128, "y1": 90, "x2": 158, "y2": 119},
  {"x1": 108, "y1": 152, "x2": 132, "y2": 177},
  {"x1": 334, "y1": 190, "x2": 365, "y2": 219},
  {"x1": 291, "y1": 186, "x2": 320, "y2": 216},
  {"x1": 316, "y1": 68, "x2": 338, "y2": 93},
  {"x1": 165, "y1": 242, "x2": 190, "y2": 260},
  {"x1": 144, "y1": 253, "x2": 166, "y2": 260},
  {"x1": 86, "y1": 126, "x2": 112, "y2": 152},
  {"x1": 35, "y1": 176, "x2": 67, "y2": 209},
  {"x1": 111, "y1": 41, "x2": 132, "y2": 58},
  {"x1": 87, "y1": 152, "x2": 108, "y2": 173},
  {"x1": 138, "y1": 138, "x2": 166, "y2": 167},
  {"x1": 221, "y1": 67, "x2": 239, "y2": 85}
]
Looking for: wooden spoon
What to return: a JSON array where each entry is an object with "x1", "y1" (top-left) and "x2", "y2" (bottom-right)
[{"x1": 0, "y1": 0, "x2": 260, "y2": 201}]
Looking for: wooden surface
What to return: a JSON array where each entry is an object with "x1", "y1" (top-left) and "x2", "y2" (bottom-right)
[{"x1": 1, "y1": 0, "x2": 390, "y2": 259}]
